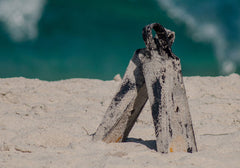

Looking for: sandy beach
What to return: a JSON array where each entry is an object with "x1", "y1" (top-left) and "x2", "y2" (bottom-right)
[{"x1": 0, "y1": 74, "x2": 240, "y2": 168}]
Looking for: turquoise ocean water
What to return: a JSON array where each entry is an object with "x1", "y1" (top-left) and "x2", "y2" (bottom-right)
[{"x1": 0, "y1": 0, "x2": 239, "y2": 80}]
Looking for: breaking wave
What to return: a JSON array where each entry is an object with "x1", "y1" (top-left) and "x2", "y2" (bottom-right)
[
  {"x1": 0, "y1": 0, "x2": 46, "y2": 42},
  {"x1": 157, "y1": 0, "x2": 240, "y2": 74}
]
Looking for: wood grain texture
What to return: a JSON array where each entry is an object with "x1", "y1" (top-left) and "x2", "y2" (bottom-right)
[
  {"x1": 93, "y1": 49, "x2": 148, "y2": 143},
  {"x1": 142, "y1": 23, "x2": 197, "y2": 153}
]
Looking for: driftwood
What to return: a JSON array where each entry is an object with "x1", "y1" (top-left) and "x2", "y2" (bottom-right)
[
  {"x1": 93, "y1": 23, "x2": 197, "y2": 153},
  {"x1": 92, "y1": 49, "x2": 148, "y2": 143},
  {"x1": 141, "y1": 23, "x2": 197, "y2": 153}
]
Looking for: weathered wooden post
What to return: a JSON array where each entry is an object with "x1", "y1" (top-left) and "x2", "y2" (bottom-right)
[
  {"x1": 141, "y1": 23, "x2": 197, "y2": 153},
  {"x1": 92, "y1": 49, "x2": 148, "y2": 143},
  {"x1": 93, "y1": 23, "x2": 197, "y2": 153}
]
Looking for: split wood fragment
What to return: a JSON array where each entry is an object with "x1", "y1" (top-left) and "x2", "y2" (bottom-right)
[{"x1": 93, "y1": 49, "x2": 148, "y2": 143}]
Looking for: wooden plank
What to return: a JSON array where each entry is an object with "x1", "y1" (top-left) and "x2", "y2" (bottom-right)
[
  {"x1": 92, "y1": 49, "x2": 148, "y2": 143},
  {"x1": 141, "y1": 23, "x2": 197, "y2": 153}
]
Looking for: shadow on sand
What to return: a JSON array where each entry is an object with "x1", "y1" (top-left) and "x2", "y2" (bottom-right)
[{"x1": 125, "y1": 138, "x2": 157, "y2": 151}]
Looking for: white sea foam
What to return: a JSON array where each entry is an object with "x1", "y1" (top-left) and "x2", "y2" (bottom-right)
[
  {"x1": 0, "y1": 0, "x2": 46, "y2": 42},
  {"x1": 157, "y1": 0, "x2": 239, "y2": 74}
]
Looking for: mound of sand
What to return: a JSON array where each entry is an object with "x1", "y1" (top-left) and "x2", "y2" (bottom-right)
[{"x1": 0, "y1": 74, "x2": 240, "y2": 168}]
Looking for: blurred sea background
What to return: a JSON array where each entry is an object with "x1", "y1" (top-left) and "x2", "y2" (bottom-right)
[{"x1": 0, "y1": 0, "x2": 239, "y2": 81}]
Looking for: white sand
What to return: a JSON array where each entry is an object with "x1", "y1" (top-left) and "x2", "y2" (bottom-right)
[{"x1": 0, "y1": 74, "x2": 240, "y2": 168}]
